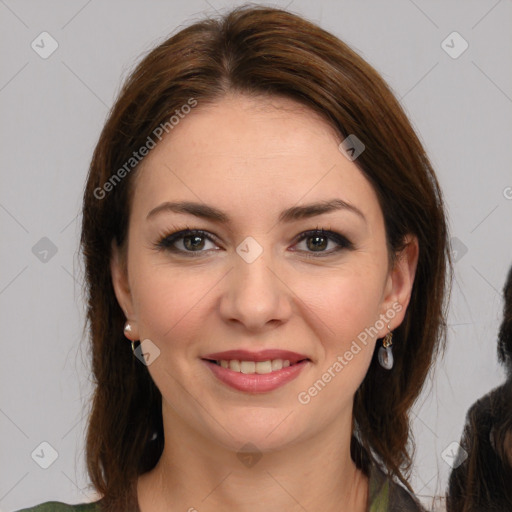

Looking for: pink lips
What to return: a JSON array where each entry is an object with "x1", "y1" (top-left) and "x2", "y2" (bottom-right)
[
  {"x1": 203, "y1": 349, "x2": 309, "y2": 365},
  {"x1": 202, "y1": 349, "x2": 310, "y2": 393}
]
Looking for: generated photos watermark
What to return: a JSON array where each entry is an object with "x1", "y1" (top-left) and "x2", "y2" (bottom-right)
[
  {"x1": 297, "y1": 302, "x2": 402, "y2": 405},
  {"x1": 94, "y1": 97, "x2": 198, "y2": 200}
]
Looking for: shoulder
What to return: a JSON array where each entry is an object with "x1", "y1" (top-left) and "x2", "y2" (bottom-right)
[
  {"x1": 368, "y1": 464, "x2": 425, "y2": 512},
  {"x1": 14, "y1": 500, "x2": 103, "y2": 512}
]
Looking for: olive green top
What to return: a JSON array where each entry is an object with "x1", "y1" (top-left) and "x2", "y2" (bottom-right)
[{"x1": 15, "y1": 464, "x2": 424, "y2": 512}]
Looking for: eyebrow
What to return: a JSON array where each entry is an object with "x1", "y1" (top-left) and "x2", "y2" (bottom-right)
[{"x1": 146, "y1": 198, "x2": 366, "y2": 224}]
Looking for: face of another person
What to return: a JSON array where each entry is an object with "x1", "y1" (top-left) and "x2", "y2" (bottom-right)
[{"x1": 111, "y1": 93, "x2": 417, "y2": 454}]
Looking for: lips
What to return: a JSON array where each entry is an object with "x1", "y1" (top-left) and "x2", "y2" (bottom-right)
[
  {"x1": 201, "y1": 349, "x2": 311, "y2": 393},
  {"x1": 202, "y1": 349, "x2": 310, "y2": 365}
]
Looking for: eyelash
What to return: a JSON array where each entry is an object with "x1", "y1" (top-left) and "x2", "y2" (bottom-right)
[{"x1": 154, "y1": 225, "x2": 354, "y2": 259}]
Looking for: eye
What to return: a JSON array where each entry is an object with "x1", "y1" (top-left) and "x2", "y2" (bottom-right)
[
  {"x1": 155, "y1": 229, "x2": 219, "y2": 256},
  {"x1": 292, "y1": 229, "x2": 353, "y2": 257},
  {"x1": 154, "y1": 227, "x2": 353, "y2": 258}
]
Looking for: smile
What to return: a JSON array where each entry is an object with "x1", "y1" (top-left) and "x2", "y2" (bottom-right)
[
  {"x1": 212, "y1": 358, "x2": 295, "y2": 374},
  {"x1": 201, "y1": 349, "x2": 311, "y2": 393}
]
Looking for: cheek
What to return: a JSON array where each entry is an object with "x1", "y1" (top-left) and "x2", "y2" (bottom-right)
[
  {"x1": 287, "y1": 273, "x2": 383, "y2": 415},
  {"x1": 130, "y1": 257, "x2": 218, "y2": 348},
  {"x1": 296, "y1": 272, "x2": 384, "y2": 402},
  {"x1": 298, "y1": 265, "x2": 385, "y2": 344}
]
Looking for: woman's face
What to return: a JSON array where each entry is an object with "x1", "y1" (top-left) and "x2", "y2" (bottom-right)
[{"x1": 112, "y1": 93, "x2": 417, "y2": 453}]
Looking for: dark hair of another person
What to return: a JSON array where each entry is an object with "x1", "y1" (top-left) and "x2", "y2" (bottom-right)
[
  {"x1": 498, "y1": 265, "x2": 512, "y2": 375},
  {"x1": 447, "y1": 265, "x2": 512, "y2": 512},
  {"x1": 79, "y1": 5, "x2": 452, "y2": 511}
]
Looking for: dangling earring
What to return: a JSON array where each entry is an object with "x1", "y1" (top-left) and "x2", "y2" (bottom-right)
[{"x1": 378, "y1": 324, "x2": 394, "y2": 370}]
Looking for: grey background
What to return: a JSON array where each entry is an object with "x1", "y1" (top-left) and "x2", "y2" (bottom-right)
[{"x1": 1, "y1": 1, "x2": 511, "y2": 511}]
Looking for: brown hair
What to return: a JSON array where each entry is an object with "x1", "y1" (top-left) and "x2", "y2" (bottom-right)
[{"x1": 80, "y1": 5, "x2": 451, "y2": 510}]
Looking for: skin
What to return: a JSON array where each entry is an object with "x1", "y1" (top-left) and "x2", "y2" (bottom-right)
[{"x1": 111, "y1": 93, "x2": 419, "y2": 512}]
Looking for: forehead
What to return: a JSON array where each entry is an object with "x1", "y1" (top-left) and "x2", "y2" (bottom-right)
[
  {"x1": 130, "y1": 94, "x2": 382, "y2": 228},
  {"x1": 141, "y1": 93, "x2": 342, "y2": 170}
]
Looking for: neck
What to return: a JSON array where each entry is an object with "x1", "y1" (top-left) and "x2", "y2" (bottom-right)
[{"x1": 137, "y1": 405, "x2": 368, "y2": 512}]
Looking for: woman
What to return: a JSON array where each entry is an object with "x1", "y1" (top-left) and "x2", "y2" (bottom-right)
[{"x1": 18, "y1": 5, "x2": 451, "y2": 512}]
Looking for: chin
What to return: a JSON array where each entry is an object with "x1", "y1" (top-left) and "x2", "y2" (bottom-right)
[{"x1": 203, "y1": 409, "x2": 305, "y2": 454}]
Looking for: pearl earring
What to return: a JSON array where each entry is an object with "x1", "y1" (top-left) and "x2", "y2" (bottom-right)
[
  {"x1": 123, "y1": 321, "x2": 132, "y2": 335},
  {"x1": 124, "y1": 322, "x2": 139, "y2": 354},
  {"x1": 378, "y1": 325, "x2": 394, "y2": 370}
]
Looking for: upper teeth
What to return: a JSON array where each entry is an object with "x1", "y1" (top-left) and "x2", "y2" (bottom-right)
[{"x1": 217, "y1": 359, "x2": 291, "y2": 374}]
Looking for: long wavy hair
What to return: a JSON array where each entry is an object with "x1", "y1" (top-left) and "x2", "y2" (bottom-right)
[{"x1": 80, "y1": 5, "x2": 452, "y2": 511}]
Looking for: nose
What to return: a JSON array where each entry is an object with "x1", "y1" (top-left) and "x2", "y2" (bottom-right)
[{"x1": 219, "y1": 241, "x2": 293, "y2": 332}]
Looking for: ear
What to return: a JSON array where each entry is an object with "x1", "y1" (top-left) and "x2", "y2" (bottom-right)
[
  {"x1": 378, "y1": 235, "x2": 419, "y2": 334},
  {"x1": 110, "y1": 240, "x2": 139, "y2": 340}
]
